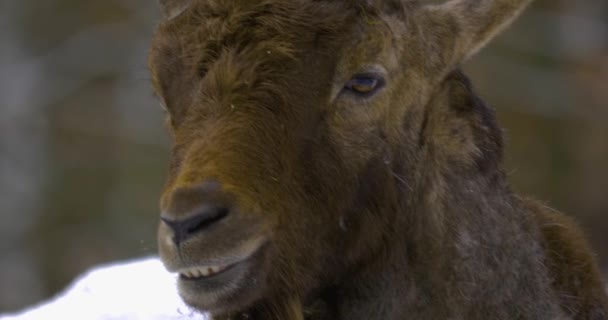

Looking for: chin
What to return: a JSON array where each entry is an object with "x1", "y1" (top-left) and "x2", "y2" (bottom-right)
[{"x1": 175, "y1": 243, "x2": 272, "y2": 315}]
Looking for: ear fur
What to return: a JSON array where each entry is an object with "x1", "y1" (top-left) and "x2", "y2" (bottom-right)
[
  {"x1": 159, "y1": 0, "x2": 193, "y2": 20},
  {"x1": 423, "y1": 0, "x2": 532, "y2": 65}
]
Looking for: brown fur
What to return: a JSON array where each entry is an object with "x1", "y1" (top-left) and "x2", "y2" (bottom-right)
[{"x1": 148, "y1": 0, "x2": 608, "y2": 319}]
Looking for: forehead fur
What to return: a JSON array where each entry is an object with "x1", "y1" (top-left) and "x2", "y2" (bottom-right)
[
  {"x1": 150, "y1": 1, "x2": 418, "y2": 79},
  {"x1": 150, "y1": 1, "x2": 349, "y2": 105},
  {"x1": 148, "y1": 0, "x2": 424, "y2": 112},
  {"x1": 151, "y1": 1, "x2": 354, "y2": 73}
]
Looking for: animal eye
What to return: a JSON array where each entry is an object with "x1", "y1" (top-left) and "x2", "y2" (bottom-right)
[{"x1": 344, "y1": 74, "x2": 385, "y2": 96}]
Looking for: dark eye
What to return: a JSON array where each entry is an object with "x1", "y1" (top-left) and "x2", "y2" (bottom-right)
[{"x1": 344, "y1": 74, "x2": 385, "y2": 97}]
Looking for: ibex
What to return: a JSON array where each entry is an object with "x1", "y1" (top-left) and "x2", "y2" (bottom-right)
[{"x1": 148, "y1": 0, "x2": 608, "y2": 319}]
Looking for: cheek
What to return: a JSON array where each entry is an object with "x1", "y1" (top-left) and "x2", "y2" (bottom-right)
[
  {"x1": 297, "y1": 116, "x2": 388, "y2": 223},
  {"x1": 328, "y1": 105, "x2": 387, "y2": 173},
  {"x1": 286, "y1": 132, "x2": 394, "y2": 273}
]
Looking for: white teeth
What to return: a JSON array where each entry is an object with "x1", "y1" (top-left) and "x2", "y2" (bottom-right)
[{"x1": 179, "y1": 265, "x2": 229, "y2": 279}]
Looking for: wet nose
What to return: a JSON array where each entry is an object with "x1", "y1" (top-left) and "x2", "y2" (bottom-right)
[{"x1": 161, "y1": 180, "x2": 232, "y2": 246}]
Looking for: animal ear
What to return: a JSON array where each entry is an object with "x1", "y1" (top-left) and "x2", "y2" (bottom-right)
[
  {"x1": 159, "y1": 0, "x2": 193, "y2": 20},
  {"x1": 422, "y1": 0, "x2": 532, "y2": 65}
]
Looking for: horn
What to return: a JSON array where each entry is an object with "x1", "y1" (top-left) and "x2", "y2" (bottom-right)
[
  {"x1": 159, "y1": 0, "x2": 193, "y2": 20},
  {"x1": 424, "y1": 0, "x2": 533, "y2": 63}
]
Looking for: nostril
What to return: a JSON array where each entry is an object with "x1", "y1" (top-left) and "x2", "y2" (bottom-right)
[
  {"x1": 184, "y1": 207, "x2": 229, "y2": 235},
  {"x1": 162, "y1": 206, "x2": 230, "y2": 245}
]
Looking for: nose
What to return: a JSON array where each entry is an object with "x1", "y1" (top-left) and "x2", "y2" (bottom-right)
[{"x1": 161, "y1": 180, "x2": 232, "y2": 246}]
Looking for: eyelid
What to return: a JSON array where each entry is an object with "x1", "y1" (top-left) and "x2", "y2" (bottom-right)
[
  {"x1": 351, "y1": 71, "x2": 384, "y2": 80},
  {"x1": 343, "y1": 72, "x2": 386, "y2": 97},
  {"x1": 347, "y1": 75, "x2": 379, "y2": 88}
]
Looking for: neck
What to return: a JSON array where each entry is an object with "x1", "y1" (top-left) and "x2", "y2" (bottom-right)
[{"x1": 321, "y1": 70, "x2": 562, "y2": 320}]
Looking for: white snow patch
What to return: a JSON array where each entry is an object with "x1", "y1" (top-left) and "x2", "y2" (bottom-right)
[{"x1": 0, "y1": 257, "x2": 208, "y2": 320}]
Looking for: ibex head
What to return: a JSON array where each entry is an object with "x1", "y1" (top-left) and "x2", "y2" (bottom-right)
[{"x1": 147, "y1": 1, "x2": 602, "y2": 320}]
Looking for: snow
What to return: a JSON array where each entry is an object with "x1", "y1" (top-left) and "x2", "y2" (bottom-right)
[{"x1": 0, "y1": 257, "x2": 208, "y2": 320}]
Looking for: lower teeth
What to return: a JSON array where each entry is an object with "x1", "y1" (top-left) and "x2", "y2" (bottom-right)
[{"x1": 182, "y1": 267, "x2": 225, "y2": 279}]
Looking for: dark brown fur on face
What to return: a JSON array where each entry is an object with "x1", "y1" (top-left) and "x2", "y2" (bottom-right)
[{"x1": 148, "y1": 0, "x2": 608, "y2": 319}]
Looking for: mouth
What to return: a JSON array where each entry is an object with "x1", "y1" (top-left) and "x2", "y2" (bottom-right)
[
  {"x1": 174, "y1": 236, "x2": 267, "y2": 282},
  {"x1": 178, "y1": 263, "x2": 235, "y2": 280},
  {"x1": 172, "y1": 240, "x2": 270, "y2": 314},
  {"x1": 158, "y1": 210, "x2": 272, "y2": 314}
]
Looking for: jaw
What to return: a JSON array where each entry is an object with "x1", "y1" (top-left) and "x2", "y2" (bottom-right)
[
  {"x1": 157, "y1": 208, "x2": 274, "y2": 314},
  {"x1": 178, "y1": 242, "x2": 272, "y2": 315}
]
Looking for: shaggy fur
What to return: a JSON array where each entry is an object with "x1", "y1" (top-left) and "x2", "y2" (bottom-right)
[{"x1": 148, "y1": 0, "x2": 608, "y2": 319}]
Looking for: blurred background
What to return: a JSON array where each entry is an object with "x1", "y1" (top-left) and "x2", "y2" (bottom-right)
[{"x1": 0, "y1": 0, "x2": 606, "y2": 313}]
